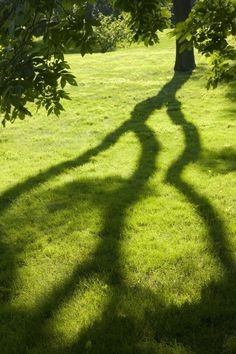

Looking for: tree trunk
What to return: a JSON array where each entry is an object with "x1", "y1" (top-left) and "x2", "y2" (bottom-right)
[{"x1": 173, "y1": 0, "x2": 196, "y2": 72}]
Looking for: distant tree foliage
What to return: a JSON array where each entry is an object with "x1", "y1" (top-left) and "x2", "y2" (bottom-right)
[
  {"x1": 0, "y1": 0, "x2": 235, "y2": 125},
  {"x1": 95, "y1": 13, "x2": 133, "y2": 52},
  {"x1": 87, "y1": 0, "x2": 132, "y2": 53}
]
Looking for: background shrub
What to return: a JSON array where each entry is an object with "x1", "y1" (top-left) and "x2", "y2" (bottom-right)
[{"x1": 94, "y1": 12, "x2": 133, "y2": 53}]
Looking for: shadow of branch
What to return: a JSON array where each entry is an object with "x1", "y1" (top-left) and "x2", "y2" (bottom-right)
[{"x1": 1, "y1": 73, "x2": 235, "y2": 354}]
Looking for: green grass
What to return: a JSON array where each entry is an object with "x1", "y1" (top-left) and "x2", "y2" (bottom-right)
[{"x1": 0, "y1": 33, "x2": 236, "y2": 354}]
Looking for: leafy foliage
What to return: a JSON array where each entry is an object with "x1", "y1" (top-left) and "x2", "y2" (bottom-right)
[
  {"x1": 174, "y1": 0, "x2": 236, "y2": 87},
  {"x1": 0, "y1": 0, "x2": 99, "y2": 125},
  {"x1": 95, "y1": 12, "x2": 133, "y2": 52},
  {"x1": 113, "y1": 0, "x2": 171, "y2": 45}
]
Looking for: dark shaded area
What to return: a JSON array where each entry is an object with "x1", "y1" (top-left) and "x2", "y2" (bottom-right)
[
  {"x1": 87, "y1": 0, "x2": 116, "y2": 17},
  {"x1": 0, "y1": 73, "x2": 235, "y2": 354},
  {"x1": 226, "y1": 80, "x2": 236, "y2": 103},
  {"x1": 199, "y1": 147, "x2": 236, "y2": 175}
]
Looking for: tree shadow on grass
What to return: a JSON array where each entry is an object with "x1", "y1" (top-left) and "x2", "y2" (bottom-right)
[
  {"x1": 64, "y1": 74, "x2": 236, "y2": 354},
  {"x1": 199, "y1": 147, "x2": 236, "y2": 175},
  {"x1": 160, "y1": 76, "x2": 236, "y2": 353},
  {"x1": 0, "y1": 73, "x2": 235, "y2": 354}
]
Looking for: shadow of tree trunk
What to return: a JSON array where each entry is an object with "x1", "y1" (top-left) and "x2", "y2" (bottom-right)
[
  {"x1": 19, "y1": 74, "x2": 190, "y2": 354},
  {"x1": 1, "y1": 73, "x2": 235, "y2": 354}
]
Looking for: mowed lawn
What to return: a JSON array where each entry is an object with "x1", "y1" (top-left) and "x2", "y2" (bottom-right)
[{"x1": 0, "y1": 34, "x2": 236, "y2": 354}]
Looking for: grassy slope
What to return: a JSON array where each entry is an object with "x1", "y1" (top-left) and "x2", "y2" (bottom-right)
[{"x1": 0, "y1": 34, "x2": 236, "y2": 354}]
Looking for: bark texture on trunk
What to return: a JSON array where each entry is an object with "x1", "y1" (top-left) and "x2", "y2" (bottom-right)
[{"x1": 173, "y1": 0, "x2": 196, "y2": 72}]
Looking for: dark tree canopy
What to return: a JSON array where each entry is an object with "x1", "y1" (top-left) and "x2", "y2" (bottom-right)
[{"x1": 0, "y1": 0, "x2": 235, "y2": 125}]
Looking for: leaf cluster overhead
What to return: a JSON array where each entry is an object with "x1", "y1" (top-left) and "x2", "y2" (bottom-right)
[{"x1": 0, "y1": 0, "x2": 99, "y2": 125}]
